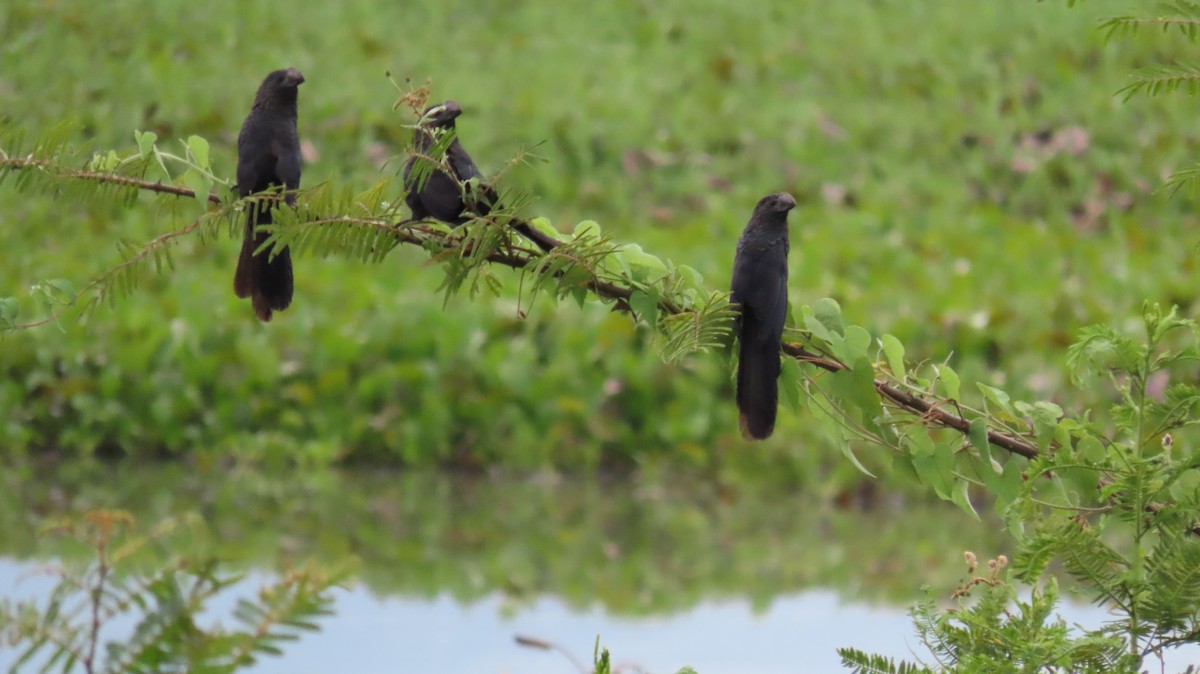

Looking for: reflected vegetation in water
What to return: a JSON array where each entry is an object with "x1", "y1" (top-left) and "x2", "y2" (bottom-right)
[
  {"x1": 10, "y1": 463, "x2": 1199, "y2": 672},
  {"x1": 0, "y1": 462, "x2": 1006, "y2": 613}
]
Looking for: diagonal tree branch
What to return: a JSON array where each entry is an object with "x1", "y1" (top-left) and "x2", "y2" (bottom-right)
[
  {"x1": 0, "y1": 158, "x2": 1042, "y2": 460},
  {"x1": 778, "y1": 343, "x2": 1038, "y2": 458}
]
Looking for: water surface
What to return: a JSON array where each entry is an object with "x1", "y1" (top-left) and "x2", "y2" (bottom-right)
[{"x1": 4, "y1": 465, "x2": 1191, "y2": 672}]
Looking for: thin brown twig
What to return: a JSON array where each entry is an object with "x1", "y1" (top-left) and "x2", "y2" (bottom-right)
[
  {"x1": 951, "y1": 575, "x2": 1001, "y2": 599},
  {"x1": 10, "y1": 219, "x2": 203, "y2": 330},
  {"x1": 1, "y1": 157, "x2": 224, "y2": 204},
  {"x1": 514, "y1": 634, "x2": 590, "y2": 674}
]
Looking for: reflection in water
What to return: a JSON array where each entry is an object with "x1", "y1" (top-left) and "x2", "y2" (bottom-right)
[
  {"x1": 0, "y1": 463, "x2": 1005, "y2": 612},
  {"x1": 4, "y1": 558, "x2": 1197, "y2": 674},
  {"x1": 0, "y1": 556, "x2": 918, "y2": 674},
  {"x1": 3, "y1": 463, "x2": 1097, "y2": 672}
]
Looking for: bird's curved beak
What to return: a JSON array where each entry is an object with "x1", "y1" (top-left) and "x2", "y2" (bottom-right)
[
  {"x1": 420, "y1": 105, "x2": 446, "y2": 124},
  {"x1": 420, "y1": 100, "x2": 463, "y2": 126},
  {"x1": 284, "y1": 68, "x2": 306, "y2": 86},
  {"x1": 441, "y1": 100, "x2": 463, "y2": 120}
]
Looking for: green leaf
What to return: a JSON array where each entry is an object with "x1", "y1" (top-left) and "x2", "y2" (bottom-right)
[
  {"x1": 992, "y1": 457, "x2": 1023, "y2": 512},
  {"x1": 182, "y1": 170, "x2": 212, "y2": 210},
  {"x1": 890, "y1": 452, "x2": 922, "y2": 487},
  {"x1": 909, "y1": 432, "x2": 939, "y2": 481},
  {"x1": 829, "y1": 356, "x2": 887, "y2": 468},
  {"x1": 802, "y1": 305, "x2": 833, "y2": 343},
  {"x1": 967, "y1": 418, "x2": 999, "y2": 473},
  {"x1": 570, "y1": 285, "x2": 588, "y2": 309},
  {"x1": 674, "y1": 264, "x2": 705, "y2": 292},
  {"x1": 839, "y1": 440, "x2": 876, "y2": 478},
  {"x1": 840, "y1": 325, "x2": 872, "y2": 365},
  {"x1": 936, "y1": 364, "x2": 960, "y2": 400},
  {"x1": 630, "y1": 289, "x2": 659, "y2": 327},
  {"x1": 529, "y1": 216, "x2": 560, "y2": 238},
  {"x1": 617, "y1": 244, "x2": 668, "y2": 282},
  {"x1": 573, "y1": 219, "x2": 601, "y2": 240},
  {"x1": 780, "y1": 356, "x2": 804, "y2": 412},
  {"x1": 1067, "y1": 325, "x2": 1139, "y2": 384},
  {"x1": 906, "y1": 427, "x2": 958, "y2": 501},
  {"x1": 594, "y1": 640, "x2": 611, "y2": 674},
  {"x1": 1029, "y1": 401, "x2": 1063, "y2": 452},
  {"x1": 976, "y1": 383, "x2": 1016, "y2": 418},
  {"x1": 0, "y1": 297, "x2": 18, "y2": 325},
  {"x1": 810, "y1": 298, "x2": 845, "y2": 336},
  {"x1": 881, "y1": 334, "x2": 906, "y2": 379},
  {"x1": 34, "y1": 279, "x2": 76, "y2": 305},
  {"x1": 838, "y1": 647, "x2": 927, "y2": 674},
  {"x1": 933, "y1": 437, "x2": 956, "y2": 500},
  {"x1": 951, "y1": 479, "x2": 980, "y2": 520},
  {"x1": 135, "y1": 130, "x2": 157, "y2": 157},
  {"x1": 1144, "y1": 301, "x2": 1195, "y2": 345},
  {"x1": 1077, "y1": 435, "x2": 1106, "y2": 464},
  {"x1": 908, "y1": 425, "x2": 935, "y2": 457},
  {"x1": 186, "y1": 135, "x2": 210, "y2": 169}
]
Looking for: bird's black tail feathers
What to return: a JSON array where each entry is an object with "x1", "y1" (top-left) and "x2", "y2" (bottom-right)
[
  {"x1": 233, "y1": 211, "x2": 293, "y2": 322},
  {"x1": 736, "y1": 322, "x2": 781, "y2": 440}
]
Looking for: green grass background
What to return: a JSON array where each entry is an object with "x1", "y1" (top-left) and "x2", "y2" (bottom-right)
[{"x1": 2, "y1": 0, "x2": 1197, "y2": 478}]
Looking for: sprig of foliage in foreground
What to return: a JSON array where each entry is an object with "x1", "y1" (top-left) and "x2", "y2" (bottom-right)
[
  {"x1": 0, "y1": 509, "x2": 348, "y2": 674},
  {"x1": 841, "y1": 305, "x2": 1200, "y2": 673}
]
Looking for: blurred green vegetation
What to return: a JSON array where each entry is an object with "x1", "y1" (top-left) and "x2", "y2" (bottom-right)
[
  {"x1": 1, "y1": 0, "x2": 1197, "y2": 469},
  {"x1": 0, "y1": 463, "x2": 1005, "y2": 612}
]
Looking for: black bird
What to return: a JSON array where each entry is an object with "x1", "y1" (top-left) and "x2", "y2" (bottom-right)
[
  {"x1": 403, "y1": 100, "x2": 497, "y2": 225},
  {"x1": 403, "y1": 100, "x2": 556, "y2": 252},
  {"x1": 730, "y1": 192, "x2": 797, "y2": 440},
  {"x1": 233, "y1": 67, "x2": 304, "y2": 322}
]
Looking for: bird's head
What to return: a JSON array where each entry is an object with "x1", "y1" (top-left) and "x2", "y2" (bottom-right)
[
  {"x1": 419, "y1": 100, "x2": 464, "y2": 128},
  {"x1": 253, "y1": 68, "x2": 305, "y2": 110},
  {"x1": 262, "y1": 67, "x2": 306, "y2": 90},
  {"x1": 752, "y1": 192, "x2": 797, "y2": 219}
]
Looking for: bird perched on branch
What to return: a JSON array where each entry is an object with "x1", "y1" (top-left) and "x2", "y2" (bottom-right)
[
  {"x1": 404, "y1": 100, "x2": 497, "y2": 225},
  {"x1": 233, "y1": 67, "x2": 305, "y2": 322},
  {"x1": 403, "y1": 100, "x2": 556, "y2": 252},
  {"x1": 730, "y1": 192, "x2": 797, "y2": 440}
]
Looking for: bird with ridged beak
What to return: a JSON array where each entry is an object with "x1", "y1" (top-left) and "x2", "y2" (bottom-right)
[
  {"x1": 403, "y1": 100, "x2": 556, "y2": 252},
  {"x1": 403, "y1": 100, "x2": 497, "y2": 225},
  {"x1": 730, "y1": 192, "x2": 797, "y2": 440},
  {"x1": 233, "y1": 67, "x2": 305, "y2": 322}
]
